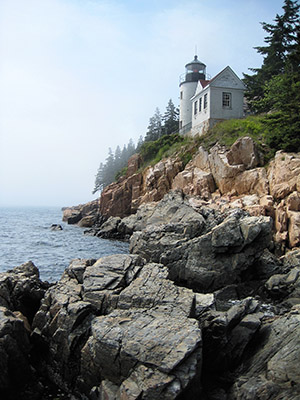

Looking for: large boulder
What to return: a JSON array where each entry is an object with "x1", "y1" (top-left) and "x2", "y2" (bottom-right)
[
  {"x1": 268, "y1": 151, "x2": 300, "y2": 200},
  {"x1": 226, "y1": 136, "x2": 263, "y2": 169},
  {"x1": 32, "y1": 255, "x2": 203, "y2": 399},
  {"x1": 62, "y1": 199, "x2": 100, "y2": 225},
  {"x1": 0, "y1": 261, "x2": 49, "y2": 323},
  {"x1": 229, "y1": 305, "x2": 300, "y2": 400},
  {"x1": 130, "y1": 198, "x2": 273, "y2": 292},
  {"x1": 0, "y1": 262, "x2": 50, "y2": 398},
  {"x1": 0, "y1": 306, "x2": 32, "y2": 397}
]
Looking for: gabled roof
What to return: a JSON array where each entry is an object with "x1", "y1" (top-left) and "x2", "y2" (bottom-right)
[
  {"x1": 191, "y1": 66, "x2": 245, "y2": 100},
  {"x1": 208, "y1": 66, "x2": 245, "y2": 90},
  {"x1": 199, "y1": 79, "x2": 210, "y2": 88}
]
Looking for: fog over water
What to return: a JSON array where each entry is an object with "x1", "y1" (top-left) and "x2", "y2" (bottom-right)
[{"x1": 0, "y1": 0, "x2": 284, "y2": 207}]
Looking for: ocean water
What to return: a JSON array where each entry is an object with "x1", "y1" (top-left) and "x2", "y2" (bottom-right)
[{"x1": 0, "y1": 207, "x2": 129, "y2": 282}]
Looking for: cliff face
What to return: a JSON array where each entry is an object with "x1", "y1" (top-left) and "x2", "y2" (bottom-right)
[
  {"x1": 3, "y1": 138, "x2": 300, "y2": 399},
  {"x1": 63, "y1": 136, "x2": 300, "y2": 252},
  {"x1": 3, "y1": 196, "x2": 300, "y2": 399}
]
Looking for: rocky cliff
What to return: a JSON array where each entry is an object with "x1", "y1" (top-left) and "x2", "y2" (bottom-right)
[
  {"x1": 64, "y1": 137, "x2": 300, "y2": 253},
  {"x1": 2, "y1": 194, "x2": 300, "y2": 399},
  {"x1": 3, "y1": 136, "x2": 300, "y2": 399}
]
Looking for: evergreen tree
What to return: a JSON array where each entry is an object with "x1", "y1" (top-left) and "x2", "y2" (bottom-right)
[
  {"x1": 103, "y1": 147, "x2": 115, "y2": 187},
  {"x1": 114, "y1": 145, "x2": 122, "y2": 173},
  {"x1": 163, "y1": 99, "x2": 179, "y2": 135},
  {"x1": 144, "y1": 107, "x2": 162, "y2": 142},
  {"x1": 136, "y1": 135, "x2": 144, "y2": 152},
  {"x1": 243, "y1": 0, "x2": 300, "y2": 111},
  {"x1": 127, "y1": 138, "x2": 136, "y2": 157},
  {"x1": 92, "y1": 162, "x2": 104, "y2": 194}
]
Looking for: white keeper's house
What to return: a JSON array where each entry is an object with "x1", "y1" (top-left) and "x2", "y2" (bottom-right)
[{"x1": 179, "y1": 56, "x2": 246, "y2": 136}]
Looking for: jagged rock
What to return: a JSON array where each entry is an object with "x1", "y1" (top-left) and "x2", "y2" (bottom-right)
[
  {"x1": 78, "y1": 215, "x2": 97, "y2": 227},
  {"x1": 130, "y1": 201, "x2": 273, "y2": 292},
  {"x1": 96, "y1": 216, "x2": 122, "y2": 239},
  {"x1": 192, "y1": 146, "x2": 211, "y2": 172},
  {"x1": 226, "y1": 136, "x2": 263, "y2": 169},
  {"x1": 172, "y1": 167, "x2": 215, "y2": 199},
  {"x1": 268, "y1": 151, "x2": 300, "y2": 200},
  {"x1": 98, "y1": 157, "x2": 183, "y2": 219},
  {"x1": 0, "y1": 306, "x2": 32, "y2": 397},
  {"x1": 140, "y1": 157, "x2": 183, "y2": 204},
  {"x1": 32, "y1": 255, "x2": 203, "y2": 398},
  {"x1": 201, "y1": 297, "x2": 261, "y2": 366},
  {"x1": 0, "y1": 261, "x2": 49, "y2": 323},
  {"x1": 287, "y1": 210, "x2": 300, "y2": 248},
  {"x1": 82, "y1": 254, "x2": 145, "y2": 312},
  {"x1": 117, "y1": 263, "x2": 195, "y2": 316},
  {"x1": 62, "y1": 209, "x2": 82, "y2": 224},
  {"x1": 64, "y1": 138, "x2": 300, "y2": 255},
  {"x1": 100, "y1": 173, "x2": 143, "y2": 218},
  {"x1": 62, "y1": 199, "x2": 99, "y2": 225},
  {"x1": 208, "y1": 144, "x2": 245, "y2": 194},
  {"x1": 229, "y1": 305, "x2": 300, "y2": 400},
  {"x1": 80, "y1": 308, "x2": 202, "y2": 398},
  {"x1": 286, "y1": 191, "x2": 300, "y2": 211},
  {"x1": 50, "y1": 224, "x2": 63, "y2": 231},
  {"x1": 126, "y1": 153, "x2": 142, "y2": 177},
  {"x1": 264, "y1": 250, "x2": 300, "y2": 306},
  {"x1": 0, "y1": 263, "x2": 51, "y2": 398}
]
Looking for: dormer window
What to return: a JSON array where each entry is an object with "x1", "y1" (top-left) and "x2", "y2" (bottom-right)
[{"x1": 222, "y1": 92, "x2": 232, "y2": 108}]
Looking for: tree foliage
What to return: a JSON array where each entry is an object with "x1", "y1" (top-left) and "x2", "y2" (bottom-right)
[
  {"x1": 243, "y1": 0, "x2": 300, "y2": 152},
  {"x1": 163, "y1": 99, "x2": 179, "y2": 135},
  {"x1": 243, "y1": 0, "x2": 300, "y2": 111},
  {"x1": 93, "y1": 99, "x2": 179, "y2": 194},
  {"x1": 144, "y1": 100, "x2": 179, "y2": 142},
  {"x1": 92, "y1": 140, "x2": 137, "y2": 194}
]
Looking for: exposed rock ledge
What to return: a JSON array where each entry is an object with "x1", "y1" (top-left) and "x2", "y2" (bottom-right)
[
  {"x1": 63, "y1": 137, "x2": 300, "y2": 252},
  {"x1": 3, "y1": 191, "x2": 300, "y2": 399}
]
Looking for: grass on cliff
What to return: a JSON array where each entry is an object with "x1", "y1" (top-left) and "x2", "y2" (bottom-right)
[
  {"x1": 116, "y1": 113, "x2": 295, "y2": 180},
  {"x1": 198, "y1": 115, "x2": 276, "y2": 162},
  {"x1": 138, "y1": 133, "x2": 201, "y2": 169},
  {"x1": 137, "y1": 115, "x2": 274, "y2": 169}
]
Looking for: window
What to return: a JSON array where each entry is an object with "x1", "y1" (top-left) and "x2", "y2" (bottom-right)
[
  {"x1": 179, "y1": 121, "x2": 183, "y2": 129},
  {"x1": 199, "y1": 97, "x2": 202, "y2": 112},
  {"x1": 180, "y1": 91, "x2": 183, "y2": 100},
  {"x1": 194, "y1": 100, "x2": 198, "y2": 115},
  {"x1": 222, "y1": 92, "x2": 232, "y2": 108},
  {"x1": 204, "y1": 93, "x2": 208, "y2": 109}
]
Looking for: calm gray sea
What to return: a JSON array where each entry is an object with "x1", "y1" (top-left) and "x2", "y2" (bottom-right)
[{"x1": 0, "y1": 207, "x2": 129, "y2": 282}]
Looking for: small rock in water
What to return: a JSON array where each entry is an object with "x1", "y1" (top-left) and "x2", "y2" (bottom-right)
[{"x1": 50, "y1": 224, "x2": 63, "y2": 231}]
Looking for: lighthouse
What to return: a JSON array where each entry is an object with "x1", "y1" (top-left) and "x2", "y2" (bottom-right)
[{"x1": 179, "y1": 55, "x2": 206, "y2": 134}]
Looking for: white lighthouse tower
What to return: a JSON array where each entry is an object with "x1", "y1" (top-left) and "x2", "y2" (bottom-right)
[{"x1": 179, "y1": 56, "x2": 206, "y2": 134}]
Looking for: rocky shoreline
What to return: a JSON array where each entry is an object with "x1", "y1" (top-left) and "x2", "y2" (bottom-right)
[
  {"x1": 2, "y1": 190, "x2": 300, "y2": 399},
  {"x1": 2, "y1": 137, "x2": 300, "y2": 399},
  {"x1": 64, "y1": 137, "x2": 300, "y2": 254}
]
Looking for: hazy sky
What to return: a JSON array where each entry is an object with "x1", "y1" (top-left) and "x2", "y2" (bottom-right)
[{"x1": 0, "y1": 0, "x2": 285, "y2": 207}]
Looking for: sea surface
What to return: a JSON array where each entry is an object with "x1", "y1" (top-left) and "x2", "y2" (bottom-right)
[{"x1": 0, "y1": 207, "x2": 129, "y2": 282}]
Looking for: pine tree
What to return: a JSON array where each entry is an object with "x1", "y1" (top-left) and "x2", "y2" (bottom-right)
[
  {"x1": 136, "y1": 135, "x2": 144, "y2": 152},
  {"x1": 114, "y1": 145, "x2": 122, "y2": 173},
  {"x1": 92, "y1": 162, "x2": 105, "y2": 194},
  {"x1": 144, "y1": 108, "x2": 162, "y2": 142},
  {"x1": 243, "y1": 0, "x2": 300, "y2": 111},
  {"x1": 163, "y1": 99, "x2": 179, "y2": 135}
]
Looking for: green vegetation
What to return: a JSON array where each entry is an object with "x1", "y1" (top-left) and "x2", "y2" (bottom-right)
[
  {"x1": 243, "y1": 0, "x2": 300, "y2": 153},
  {"x1": 92, "y1": 99, "x2": 179, "y2": 194},
  {"x1": 93, "y1": 0, "x2": 300, "y2": 194},
  {"x1": 139, "y1": 133, "x2": 198, "y2": 168},
  {"x1": 199, "y1": 116, "x2": 267, "y2": 150}
]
